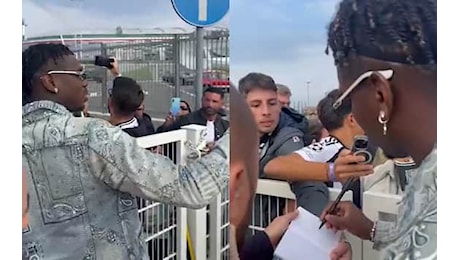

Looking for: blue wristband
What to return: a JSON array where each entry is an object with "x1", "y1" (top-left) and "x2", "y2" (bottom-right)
[{"x1": 328, "y1": 163, "x2": 336, "y2": 182}]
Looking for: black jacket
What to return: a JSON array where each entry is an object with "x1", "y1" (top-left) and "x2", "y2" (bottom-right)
[
  {"x1": 157, "y1": 109, "x2": 229, "y2": 141},
  {"x1": 240, "y1": 231, "x2": 274, "y2": 260}
]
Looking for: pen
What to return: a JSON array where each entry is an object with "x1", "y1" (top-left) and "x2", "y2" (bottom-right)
[{"x1": 318, "y1": 178, "x2": 357, "y2": 229}]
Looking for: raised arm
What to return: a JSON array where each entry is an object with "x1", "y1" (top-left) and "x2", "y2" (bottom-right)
[
  {"x1": 264, "y1": 153, "x2": 331, "y2": 182},
  {"x1": 265, "y1": 148, "x2": 373, "y2": 182},
  {"x1": 87, "y1": 120, "x2": 228, "y2": 209}
]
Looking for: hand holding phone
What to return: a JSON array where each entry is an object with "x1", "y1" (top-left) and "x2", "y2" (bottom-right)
[{"x1": 94, "y1": 56, "x2": 115, "y2": 69}]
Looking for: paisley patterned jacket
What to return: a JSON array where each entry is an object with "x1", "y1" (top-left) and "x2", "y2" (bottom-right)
[
  {"x1": 22, "y1": 101, "x2": 229, "y2": 260},
  {"x1": 374, "y1": 144, "x2": 437, "y2": 260}
]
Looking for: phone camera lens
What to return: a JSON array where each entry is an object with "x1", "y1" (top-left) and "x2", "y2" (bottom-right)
[{"x1": 355, "y1": 140, "x2": 368, "y2": 149}]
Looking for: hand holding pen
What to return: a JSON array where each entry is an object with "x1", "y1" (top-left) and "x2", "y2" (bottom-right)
[
  {"x1": 319, "y1": 200, "x2": 374, "y2": 240},
  {"x1": 318, "y1": 177, "x2": 358, "y2": 230}
]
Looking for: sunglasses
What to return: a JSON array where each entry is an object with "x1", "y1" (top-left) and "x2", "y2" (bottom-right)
[
  {"x1": 180, "y1": 106, "x2": 188, "y2": 111},
  {"x1": 333, "y1": 69, "x2": 394, "y2": 110},
  {"x1": 47, "y1": 70, "x2": 88, "y2": 81}
]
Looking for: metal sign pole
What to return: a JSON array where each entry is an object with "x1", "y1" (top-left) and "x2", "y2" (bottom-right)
[
  {"x1": 174, "y1": 34, "x2": 181, "y2": 97},
  {"x1": 195, "y1": 27, "x2": 204, "y2": 109}
]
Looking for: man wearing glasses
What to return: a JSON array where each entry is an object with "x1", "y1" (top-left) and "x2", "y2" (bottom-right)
[{"x1": 22, "y1": 43, "x2": 229, "y2": 260}]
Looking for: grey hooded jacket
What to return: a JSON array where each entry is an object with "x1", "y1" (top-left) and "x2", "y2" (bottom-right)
[{"x1": 22, "y1": 101, "x2": 229, "y2": 260}]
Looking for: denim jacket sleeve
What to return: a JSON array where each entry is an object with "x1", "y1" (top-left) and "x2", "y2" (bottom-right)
[{"x1": 86, "y1": 121, "x2": 229, "y2": 209}]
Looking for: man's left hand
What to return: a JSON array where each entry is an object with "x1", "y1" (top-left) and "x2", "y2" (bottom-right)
[{"x1": 264, "y1": 210, "x2": 299, "y2": 248}]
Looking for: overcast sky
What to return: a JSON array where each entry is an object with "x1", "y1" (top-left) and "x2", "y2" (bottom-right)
[
  {"x1": 23, "y1": 0, "x2": 339, "y2": 106},
  {"x1": 22, "y1": 0, "x2": 228, "y2": 36},
  {"x1": 230, "y1": 0, "x2": 341, "y2": 106}
]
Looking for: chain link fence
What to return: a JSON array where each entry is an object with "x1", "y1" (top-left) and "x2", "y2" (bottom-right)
[{"x1": 65, "y1": 29, "x2": 229, "y2": 119}]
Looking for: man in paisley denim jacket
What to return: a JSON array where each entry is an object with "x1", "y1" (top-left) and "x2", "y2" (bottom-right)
[
  {"x1": 22, "y1": 43, "x2": 229, "y2": 260},
  {"x1": 320, "y1": 0, "x2": 437, "y2": 259}
]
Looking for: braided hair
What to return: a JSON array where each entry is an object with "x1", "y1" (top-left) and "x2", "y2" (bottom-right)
[
  {"x1": 326, "y1": 0, "x2": 436, "y2": 70},
  {"x1": 22, "y1": 43, "x2": 74, "y2": 105}
]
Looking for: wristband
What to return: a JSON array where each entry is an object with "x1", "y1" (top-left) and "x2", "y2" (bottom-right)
[{"x1": 328, "y1": 163, "x2": 336, "y2": 182}]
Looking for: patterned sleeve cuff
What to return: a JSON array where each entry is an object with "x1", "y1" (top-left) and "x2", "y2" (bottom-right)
[{"x1": 373, "y1": 220, "x2": 396, "y2": 250}]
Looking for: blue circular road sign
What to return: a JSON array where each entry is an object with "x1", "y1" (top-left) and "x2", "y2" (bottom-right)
[{"x1": 171, "y1": 0, "x2": 229, "y2": 27}]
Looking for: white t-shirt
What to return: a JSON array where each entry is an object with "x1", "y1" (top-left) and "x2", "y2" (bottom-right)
[{"x1": 206, "y1": 120, "x2": 215, "y2": 144}]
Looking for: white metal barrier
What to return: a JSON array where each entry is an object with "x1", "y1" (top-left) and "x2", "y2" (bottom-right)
[
  {"x1": 253, "y1": 179, "x2": 402, "y2": 260},
  {"x1": 181, "y1": 124, "x2": 230, "y2": 260},
  {"x1": 136, "y1": 129, "x2": 188, "y2": 260}
]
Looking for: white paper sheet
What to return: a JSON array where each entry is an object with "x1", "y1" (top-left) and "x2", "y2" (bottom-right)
[{"x1": 274, "y1": 207, "x2": 341, "y2": 260}]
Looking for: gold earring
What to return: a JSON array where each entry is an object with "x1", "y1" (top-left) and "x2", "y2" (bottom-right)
[
  {"x1": 54, "y1": 88, "x2": 59, "y2": 94},
  {"x1": 378, "y1": 111, "x2": 389, "y2": 135}
]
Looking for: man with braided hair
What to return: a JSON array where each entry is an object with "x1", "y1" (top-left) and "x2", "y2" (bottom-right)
[{"x1": 320, "y1": 0, "x2": 436, "y2": 259}]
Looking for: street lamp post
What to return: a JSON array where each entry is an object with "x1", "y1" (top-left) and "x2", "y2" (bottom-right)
[{"x1": 307, "y1": 81, "x2": 311, "y2": 107}]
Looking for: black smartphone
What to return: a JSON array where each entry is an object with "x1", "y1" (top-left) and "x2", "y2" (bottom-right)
[
  {"x1": 94, "y1": 55, "x2": 114, "y2": 69},
  {"x1": 351, "y1": 135, "x2": 373, "y2": 164},
  {"x1": 349, "y1": 135, "x2": 373, "y2": 209}
]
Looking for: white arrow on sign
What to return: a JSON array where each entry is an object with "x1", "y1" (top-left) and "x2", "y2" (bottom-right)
[{"x1": 198, "y1": 0, "x2": 207, "y2": 21}]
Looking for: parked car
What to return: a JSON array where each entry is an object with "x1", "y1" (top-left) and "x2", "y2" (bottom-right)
[
  {"x1": 162, "y1": 70, "x2": 230, "y2": 91},
  {"x1": 202, "y1": 70, "x2": 230, "y2": 88},
  {"x1": 162, "y1": 70, "x2": 195, "y2": 85}
]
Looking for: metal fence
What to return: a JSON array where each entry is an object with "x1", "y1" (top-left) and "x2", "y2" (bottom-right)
[
  {"x1": 136, "y1": 129, "x2": 189, "y2": 260},
  {"x1": 72, "y1": 28, "x2": 229, "y2": 119}
]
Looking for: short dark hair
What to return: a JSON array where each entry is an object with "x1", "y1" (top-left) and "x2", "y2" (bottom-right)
[
  {"x1": 326, "y1": 0, "x2": 436, "y2": 70},
  {"x1": 317, "y1": 89, "x2": 352, "y2": 132},
  {"x1": 238, "y1": 73, "x2": 277, "y2": 96},
  {"x1": 110, "y1": 77, "x2": 144, "y2": 116},
  {"x1": 308, "y1": 117, "x2": 325, "y2": 142},
  {"x1": 22, "y1": 43, "x2": 74, "y2": 105},
  {"x1": 203, "y1": 87, "x2": 225, "y2": 99}
]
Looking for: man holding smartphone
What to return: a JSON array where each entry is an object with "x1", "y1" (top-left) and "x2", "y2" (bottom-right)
[
  {"x1": 157, "y1": 87, "x2": 229, "y2": 145},
  {"x1": 99, "y1": 58, "x2": 156, "y2": 138}
]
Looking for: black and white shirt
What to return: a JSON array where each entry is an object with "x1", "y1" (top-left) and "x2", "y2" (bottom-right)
[
  {"x1": 294, "y1": 136, "x2": 345, "y2": 189},
  {"x1": 295, "y1": 135, "x2": 365, "y2": 207},
  {"x1": 295, "y1": 136, "x2": 344, "y2": 164}
]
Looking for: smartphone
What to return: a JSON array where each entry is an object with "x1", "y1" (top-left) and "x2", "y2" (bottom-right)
[
  {"x1": 351, "y1": 135, "x2": 373, "y2": 164},
  {"x1": 170, "y1": 97, "x2": 181, "y2": 116},
  {"x1": 350, "y1": 135, "x2": 373, "y2": 209},
  {"x1": 94, "y1": 55, "x2": 114, "y2": 69}
]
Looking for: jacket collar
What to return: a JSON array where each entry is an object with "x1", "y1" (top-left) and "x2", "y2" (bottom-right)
[{"x1": 23, "y1": 101, "x2": 71, "y2": 124}]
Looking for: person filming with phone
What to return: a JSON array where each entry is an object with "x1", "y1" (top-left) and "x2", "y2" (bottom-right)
[
  {"x1": 157, "y1": 87, "x2": 229, "y2": 148},
  {"x1": 94, "y1": 56, "x2": 156, "y2": 137}
]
